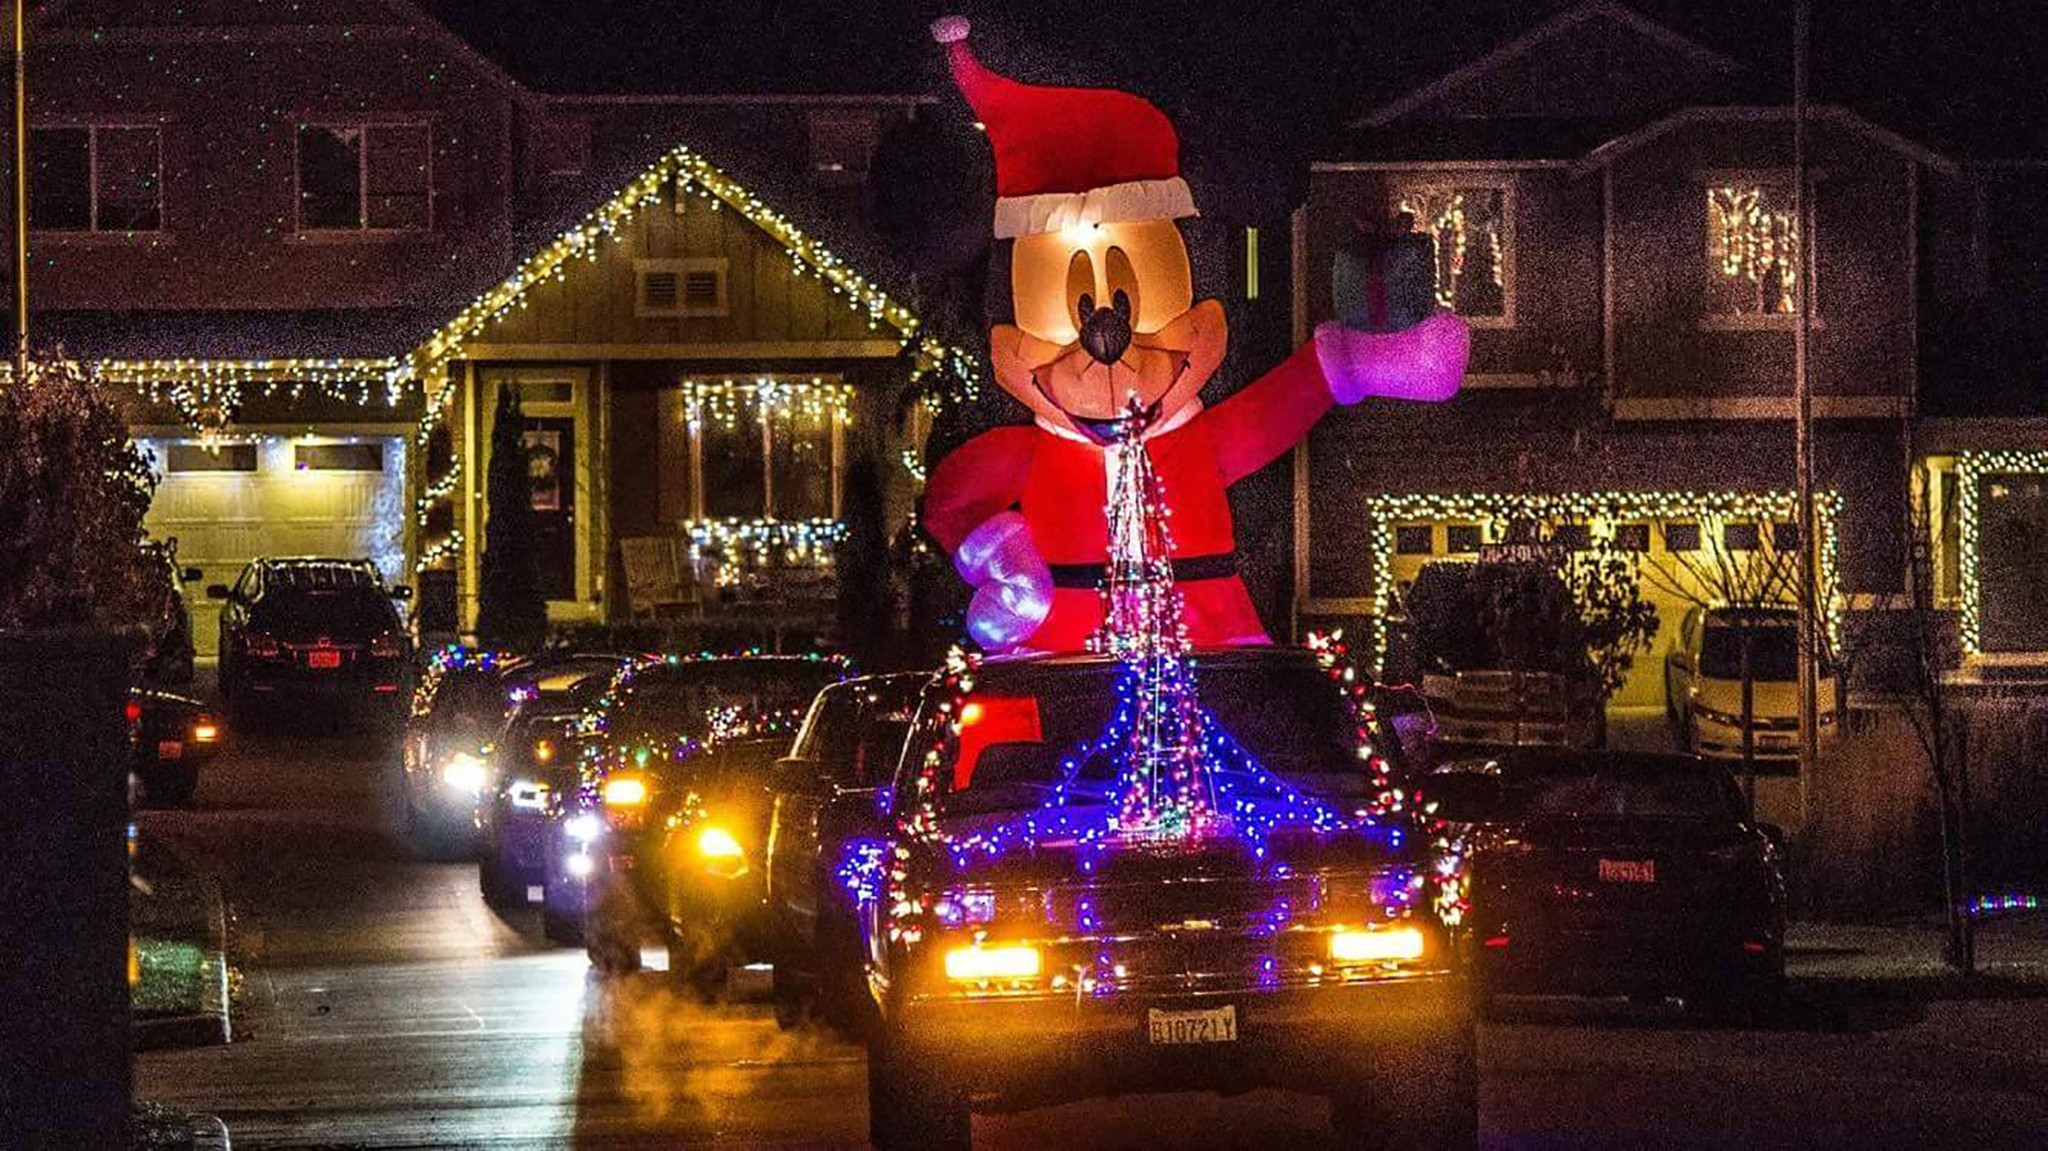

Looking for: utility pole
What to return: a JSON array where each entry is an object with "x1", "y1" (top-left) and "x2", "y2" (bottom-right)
[
  {"x1": 10, "y1": 0, "x2": 27, "y2": 383},
  {"x1": 1793, "y1": 0, "x2": 1821, "y2": 815}
]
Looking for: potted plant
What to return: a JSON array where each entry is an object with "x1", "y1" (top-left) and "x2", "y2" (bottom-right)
[{"x1": 0, "y1": 358, "x2": 164, "y2": 1147}]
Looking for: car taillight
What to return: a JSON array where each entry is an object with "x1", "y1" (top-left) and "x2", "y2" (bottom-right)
[
  {"x1": 190, "y1": 718, "x2": 220, "y2": 743},
  {"x1": 370, "y1": 633, "x2": 402, "y2": 659},
  {"x1": 244, "y1": 634, "x2": 284, "y2": 659}
]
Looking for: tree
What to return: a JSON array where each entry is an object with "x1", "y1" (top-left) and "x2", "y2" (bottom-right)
[
  {"x1": 474, "y1": 385, "x2": 547, "y2": 652},
  {"x1": 0, "y1": 358, "x2": 162, "y2": 630}
]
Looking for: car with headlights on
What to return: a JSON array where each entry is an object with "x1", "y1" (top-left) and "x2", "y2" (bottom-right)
[
  {"x1": 402, "y1": 646, "x2": 525, "y2": 847},
  {"x1": 858, "y1": 647, "x2": 1475, "y2": 1151},
  {"x1": 763, "y1": 671, "x2": 929, "y2": 1030},
  {"x1": 540, "y1": 654, "x2": 845, "y2": 979},
  {"x1": 127, "y1": 688, "x2": 224, "y2": 807},
  {"x1": 476, "y1": 653, "x2": 637, "y2": 909},
  {"x1": 209, "y1": 558, "x2": 411, "y2": 725},
  {"x1": 1424, "y1": 748, "x2": 1786, "y2": 1020}
]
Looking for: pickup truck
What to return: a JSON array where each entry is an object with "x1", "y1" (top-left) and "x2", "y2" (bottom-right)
[{"x1": 853, "y1": 646, "x2": 1476, "y2": 1150}]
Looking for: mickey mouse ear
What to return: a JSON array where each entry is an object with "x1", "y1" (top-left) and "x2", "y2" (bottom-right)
[{"x1": 931, "y1": 15, "x2": 970, "y2": 43}]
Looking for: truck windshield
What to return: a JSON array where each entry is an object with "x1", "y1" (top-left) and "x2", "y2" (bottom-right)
[{"x1": 937, "y1": 659, "x2": 1369, "y2": 815}]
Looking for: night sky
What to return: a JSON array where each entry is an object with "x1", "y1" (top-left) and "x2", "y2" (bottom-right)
[{"x1": 422, "y1": 0, "x2": 2048, "y2": 159}]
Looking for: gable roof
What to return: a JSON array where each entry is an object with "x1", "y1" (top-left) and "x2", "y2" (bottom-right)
[
  {"x1": 30, "y1": 0, "x2": 535, "y2": 106},
  {"x1": 1360, "y1": 1, "x2": 1739, "y2": 128},
  {"x1": 1572, "y1": 105, "x2": 1958, "y2": 176}
]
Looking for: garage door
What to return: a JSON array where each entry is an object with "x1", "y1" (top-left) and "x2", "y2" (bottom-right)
[{"x1": 138, "y1": 435, "x2": 409, "y2": 658}]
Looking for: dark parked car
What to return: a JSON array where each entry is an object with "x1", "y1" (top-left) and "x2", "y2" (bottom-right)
[
  {"x1": 762, "y1": 671, "x2": 928, "y2": 1030},
  {"x1": 128, "y1": 688, "x2": 224, "y2": 807},
  {"x1": 859, "y1": 648, "x2": 1475, "y2": 1151},
  {"x1": 476, "y1": 653, "x2": 638, "y2": 908},
  {"x1": 542, "y1": 655, "x2": 845, "y2": 980},
  {"x1": 209, "y1": 558, "x2": 412, "y2": 724},
  {"x1": 1423, "y1": 749, "x2": 1786, "y2": 1018},
  {"x1": 139, "y1": 540, "x2": 202, "y2": 686}
]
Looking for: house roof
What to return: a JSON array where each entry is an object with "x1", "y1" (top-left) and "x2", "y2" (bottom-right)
[
  {"x1": 39, "y1": 308, "x2": 442, "y2": 363},
  {"x1": 1360, "y1": 1, "x2": 1740, "y2": 128},
  {"x1": 1572, "y1": 105, "x2": 1958, "y2": 176}
]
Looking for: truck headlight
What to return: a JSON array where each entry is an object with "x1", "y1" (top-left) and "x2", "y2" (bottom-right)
[
  {"x1": 508, "y1": 779, "x2": 548, "y2": 811},
  {"x1": 944, "y1": 943, "x2": 1041, "y2": 982},
  {"x1": 1329, "y1": 926, "x2": 1426, "y2": 964},
  {"x1": 441, "y1": 751, "x2": 488, "y2": 794},
  {"x1": 601, "y1": 774, "x2": 649, "y2": 808},
  {"x1": 565, "y1": 812, "x2": 603, "y2": 843},
  {"x1": 696, "y1": 826, "x2": 744, "y2": 860}
]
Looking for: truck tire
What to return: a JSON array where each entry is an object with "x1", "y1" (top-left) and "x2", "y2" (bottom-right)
[{"x1": 866, "y1": 1025, "x2": 969, "y2": 1151}]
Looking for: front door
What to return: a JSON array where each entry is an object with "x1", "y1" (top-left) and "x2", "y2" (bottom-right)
[{"x1": 522, "y1": 417, "x2": 577, "y2": 602}]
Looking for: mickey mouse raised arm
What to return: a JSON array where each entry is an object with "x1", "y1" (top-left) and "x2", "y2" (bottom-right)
[{"x1": 922, "y1": 16, "x2": 1469, "y2": 652}]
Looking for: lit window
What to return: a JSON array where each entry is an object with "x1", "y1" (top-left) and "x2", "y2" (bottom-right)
[
  {"x1": 659, "y1": 379, "x2": 847, "y2": 524},
  {"x1": 298, "y1": 124, "x2": 431, "y2": 231},
  {"x1": 30, "y1": 125, "x2": 162, "y2": 233},
  {"x1": 1392, "y1": 185, "x2": 1507, "y2": 318},
  {"x1": 1706, "y1": 184, "x2": 1801, "y2": 317}
]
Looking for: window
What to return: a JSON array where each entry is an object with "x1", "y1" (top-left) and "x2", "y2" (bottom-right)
[
  {"x1": 636, "y1": 259, "x2": 728, "y2": 318},
  {"x1": 297, "y1": 124, "x2": 431, "y2": 231},
  {"x1": 1551, "y1": 523, "x2": 1593, "y2": 551},
  {"x1": 1446, "y1": 524, "x2": 1484, "y2": 554},
  {"x1": 808, "y1": 109, "x2": 879, "y2": 182},
  {"x1": 659, "y1": 379, "x2": 847, "y2": 524},
  {"x1": 1706, "y1": 183, "x2": 1801, "y2": 318},
  {"x1": 1663, "y1": 522, "x2": 1702, "y2": 552},
  {"x1": 1772, "y1": 522, "x2": 1803, "y2": 551},
  {"x1": 1611, "y1": 524, "x2": 1651, "y2": 553},
  {"x1": 1395, "y1": 525, "x2": 1435, "y2": 556},
  {"x1": 534, "y1": 116, "x2": 590, "y2": 177},
  {"x1": 165, "y1": 443, "x2": 256, "y2": 473},
  {"x1": 1391, "y1": 184, "x2": 1508, "y2": 319},
  {"x1": 293, "y1": 443, "x2": 385, "y2": 472},
  {"x1": 1723, "y1": 522, "x2": 1762, "y2": 552},
  {"x1": 30, "y1": 125, "x2": 161, "y2": 232}
]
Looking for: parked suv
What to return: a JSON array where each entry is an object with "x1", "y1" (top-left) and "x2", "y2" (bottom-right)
[
  {"x1": 859, "y1": 647, "x2": 1475, "y2": 1150},
  {"x1": 763, "y1": 671, "x2": 929, "y2": 1030},
  {"x1": 139, "y1": 539, "x2": 203, "y2": 686},
  {"x1": 210, "y1": 558, "x2": 412, "y2": 723}
]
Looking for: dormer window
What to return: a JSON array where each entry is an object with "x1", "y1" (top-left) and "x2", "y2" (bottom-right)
[{"x1": 1705, "y1": 183, "x2": 1804, "y2": 320}]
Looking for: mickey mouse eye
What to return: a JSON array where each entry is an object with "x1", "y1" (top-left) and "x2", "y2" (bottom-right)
[
  {"x1": 1104, "y1": 246, "x2": 1140, "y2": 330},
  {"x1": 1066, "y1": 249, "x2": 1097, "y2": 336}
]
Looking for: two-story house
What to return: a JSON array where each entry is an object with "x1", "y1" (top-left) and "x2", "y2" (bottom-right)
[
  {"x1": 1289, "y1": 1, "x2": 2009, "y2": 710},
  {"x1": 18, "y1": 0, "x2": 965, "y2": 654}
]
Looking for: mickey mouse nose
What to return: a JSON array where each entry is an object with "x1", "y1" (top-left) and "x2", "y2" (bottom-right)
[{"x1": 1079, "y1": 305, "x2": 1132, "y2": 366}]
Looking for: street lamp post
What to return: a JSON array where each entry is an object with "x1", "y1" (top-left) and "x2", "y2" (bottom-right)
[
  {"x1": 10, "y1": 0, "x2": 26, "y2": 382},
  {"x1": 1793, "y1": 0, "x2": 1820, "y2": 816}
]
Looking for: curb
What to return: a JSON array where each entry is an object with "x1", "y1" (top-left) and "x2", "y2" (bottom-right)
[{"x1": 131, "y1": 839, "x2": 234, "y2": 1051}]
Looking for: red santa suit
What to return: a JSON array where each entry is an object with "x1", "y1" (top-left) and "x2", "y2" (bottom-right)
[{"x1": 925, "y1": 342, "x2": 1332, "y2": 650}]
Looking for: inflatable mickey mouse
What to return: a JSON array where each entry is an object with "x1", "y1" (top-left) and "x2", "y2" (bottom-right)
[{"x1": 922, "y1": 16, "x2": 1470, "y2": 652}]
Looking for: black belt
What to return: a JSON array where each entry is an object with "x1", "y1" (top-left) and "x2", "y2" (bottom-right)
[{"x1": 1048, "y1": 553, "x2": 1240, "y2": 590}]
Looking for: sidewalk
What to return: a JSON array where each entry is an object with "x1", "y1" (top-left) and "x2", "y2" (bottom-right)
[
  {"x1": 131, "y1": 835, "x2": 232, "y2": 1050},
  {"x1": 1788, "y1": 914, "x2": 2048, "y2": 995}
]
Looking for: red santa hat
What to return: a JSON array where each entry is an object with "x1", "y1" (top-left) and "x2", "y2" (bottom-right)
[{"x1": 931, "y1": 15, "x2": 1197, "y2": 240}]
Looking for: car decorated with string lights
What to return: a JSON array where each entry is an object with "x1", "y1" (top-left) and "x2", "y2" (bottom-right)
[
  {"x1": 541, "y1": 653, "x2": 847, "y2": 984},
  {"x1": 849, "y1": 638, "x2": 1477, "y2": 1151}
]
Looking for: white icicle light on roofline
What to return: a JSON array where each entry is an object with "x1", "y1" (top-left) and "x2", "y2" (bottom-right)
[
  {"x1": 1359, "y1": 489, "x2": 1843, "y2": 675},
  {"x1": 678, "y1": 377, "x2": 853, "y2": 433},
  {"x1": 404, "y1": 143, "x2": 980, "y2": 574},
  {"x1": 1956, "y1": 450, "x2": 2048, "y2": 656}
]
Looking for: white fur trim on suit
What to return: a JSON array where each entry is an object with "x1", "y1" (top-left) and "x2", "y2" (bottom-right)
[{"x1": 994, "y1": 176, "x2": 1197, "y2": 239}]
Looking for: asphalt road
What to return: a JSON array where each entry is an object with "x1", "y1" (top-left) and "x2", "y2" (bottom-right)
[{"x1": 135, "y1": 719, "x2": 2048, "y2": 1150}]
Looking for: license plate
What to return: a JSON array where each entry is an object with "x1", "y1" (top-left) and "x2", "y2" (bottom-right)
[
  {"x1": 307, "y1": 649, "x2": 342, "y2": 670},
  {"x1": 525, "y1": 885, "x2": 545, "y2": 905},
  {"x1": 1598, "y1": 858, "x2": 1656, "y2": 883},
  {"x1": 156, "y1": 740, "x2": 183, "y2": 759},
  {"x1": 1147, "y1": 1005, "x2": 1238, "y2": 1045}
]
